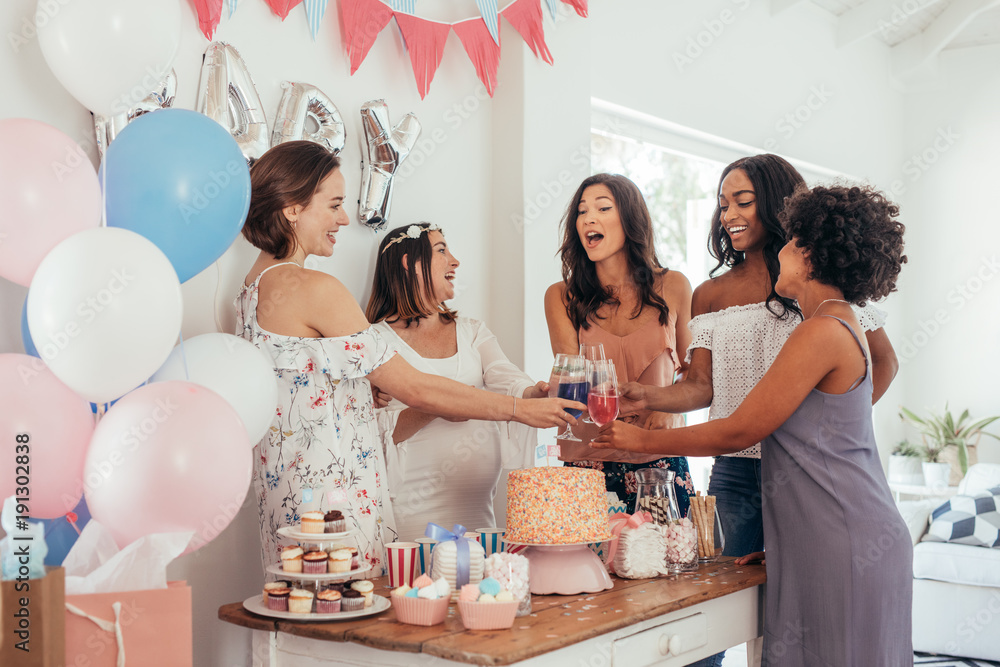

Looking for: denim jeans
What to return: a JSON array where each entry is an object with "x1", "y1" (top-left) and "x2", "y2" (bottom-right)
[{"x1": 685, "y1": 456, "x2": 764, "y2": 667}]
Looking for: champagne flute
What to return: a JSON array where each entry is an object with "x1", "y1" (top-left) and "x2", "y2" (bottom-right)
[
  {"x1": 551, "y1": 355, "x2": 587, "y2": 441},
  {"x1": 578, "y1": 343, "x2": 606, "y2": 423},
  {"x1": 587, "y1": 360, "x2": 620, "y2": 427}
]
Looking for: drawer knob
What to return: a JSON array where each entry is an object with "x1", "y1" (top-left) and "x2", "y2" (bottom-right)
[{"x1": 658, "y1": 634, "x2": 683, "y2": 656}]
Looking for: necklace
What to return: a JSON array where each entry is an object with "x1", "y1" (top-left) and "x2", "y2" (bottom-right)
[{"x1": 811, "y1": 298, "x2": 849, "y2": 318}]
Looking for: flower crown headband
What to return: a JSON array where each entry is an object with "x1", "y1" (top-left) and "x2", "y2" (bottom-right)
[{"x1": 380, "y1": 223, "x2": 441, "y2": 255}]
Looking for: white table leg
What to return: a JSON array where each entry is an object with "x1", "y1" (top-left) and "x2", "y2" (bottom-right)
[
  {"x1": 747, "y1": 636, "x2": 763, "y2": 667},
  {"x1": 252, "y1": 629, "x2": 278, "y2": 667}
]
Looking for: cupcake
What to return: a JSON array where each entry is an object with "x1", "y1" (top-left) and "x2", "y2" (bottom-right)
[
  {"x1": 347, "y1": 546, "x2": 360, "y2": 569},
  {"x1": 288, "y1": 589, "x2": 314, "y2": 614},
  {"x1": 351, "y1": 580, "x2": 375, "y2": 607},
  {"x1": 263, "y1": 581, "x2": 291, "y2": 600},
  {"x1": 329, "y1": 549, "x2": 352, "y2": 573},
  {"x1": 341, "y1": 589, "x2": 364, "y2": 612},
  {"x1": 302, "y1": 550, "x2": 329, "y2": 574},
  {"x1": 280, "y1": 546, "x2": 304, "y2": 573},
  {"x1": 266, "y1": 587, "x2": 290, "y2": 612},
  {"x1": 324, "y1": 510, "x2": 345, "y2": 533},
  {"x1": 300, "y1": 511, "x2": 324, "y2": 534},
  {"x1": 316, "y1": 588, "x2": 342, "y2": 613}
]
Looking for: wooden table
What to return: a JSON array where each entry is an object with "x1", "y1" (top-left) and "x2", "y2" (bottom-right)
[{"x1": 219, "y1": 558, "x2": 765, "y2": 666}]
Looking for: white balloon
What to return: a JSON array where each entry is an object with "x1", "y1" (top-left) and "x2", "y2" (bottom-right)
[
  {"x1": 37, "y1": 0, "x2": 182, "y2": 116},
  {"x1": 27, "y1": 228, "x2": 183, "y2": 403},
  {"x1": 151, "y1": 333, "x2": 278, "y2": 444}
]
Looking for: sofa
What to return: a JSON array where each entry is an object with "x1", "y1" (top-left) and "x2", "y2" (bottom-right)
[{"x1": 898, "y1": 463, "x2": 1000, "y2": 661}]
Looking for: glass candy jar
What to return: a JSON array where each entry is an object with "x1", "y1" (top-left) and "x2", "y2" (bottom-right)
[{"x1": 633, "y1": 468, "x2": 698, "y2": 573}]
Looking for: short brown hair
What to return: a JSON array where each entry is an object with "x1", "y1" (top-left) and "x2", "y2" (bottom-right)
[
  {"x1": 242, "y1": 141, "x2": 340, "y2": 259},
  {"x1": 365, "y1": 223, "x2": 457, "y2": 327}
]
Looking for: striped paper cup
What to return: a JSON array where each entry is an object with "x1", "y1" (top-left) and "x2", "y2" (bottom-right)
[
  {"x1": 415, "y1": 537, "x2": 437, "y2": 575},
  {"x1": 386, "y1": 541, "x2": 418, "y2": 588},
  {"x1": 476, "y1": 527, "x2": 505, "y2": 556}
]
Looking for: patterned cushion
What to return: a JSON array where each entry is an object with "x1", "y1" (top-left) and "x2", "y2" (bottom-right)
[{"x1": 922, "y1": 486, "x2": 1000, "y2": 548}]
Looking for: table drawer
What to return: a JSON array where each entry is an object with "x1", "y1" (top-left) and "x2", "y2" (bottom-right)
[{"x1": 612, "y1": 612, "x2": 707, "y2": 666}]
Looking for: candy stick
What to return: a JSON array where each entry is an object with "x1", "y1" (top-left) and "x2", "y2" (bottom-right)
[{"x1": 707, "y1": 495, "x2": 717, "y2": 555}]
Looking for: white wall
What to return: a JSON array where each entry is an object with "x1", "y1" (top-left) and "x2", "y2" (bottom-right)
[{"x1": 894, "y1": 43, "x2": 1000, "y2": 464}]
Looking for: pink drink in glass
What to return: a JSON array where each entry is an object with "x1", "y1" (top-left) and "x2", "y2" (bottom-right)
[{"x1": 587, "y1": 392, "x2": 619, "y2": 427}]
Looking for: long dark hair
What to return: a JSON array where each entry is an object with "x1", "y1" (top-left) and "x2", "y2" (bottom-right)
[
  {"x1": 708, "y1": 154, "x2": 804, "y2": 320},
  {"x1": 558, "y1": 173, "x2": 670, "y2": 331},
  {"x1": 366, "y1": 223, "x2": 457, "y2": 328}
]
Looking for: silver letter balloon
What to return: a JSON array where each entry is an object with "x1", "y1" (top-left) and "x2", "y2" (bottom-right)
[
  {"x1": 196, "y1": 42, "x2": 269, "y2": 166},
  {"x1": 93, "y1": 70, "x2": 177, "y2": 160},
  {"x1": 271, "y1": 82, "x2": 346, "y2": 155},
  {"x1": 358, "y1": 99, "x2": 421, "y2": 231}
]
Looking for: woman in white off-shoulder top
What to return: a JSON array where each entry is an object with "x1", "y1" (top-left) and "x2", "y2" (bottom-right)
[
  {"x1": 366, "y1": 223, "x2": 548, "y2": 541},
  {"x1": 619, "y1": 154, "x2": 898, "y2": 667}
]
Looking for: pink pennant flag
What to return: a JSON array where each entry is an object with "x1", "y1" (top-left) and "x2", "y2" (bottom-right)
[
  {"x1": 394, "y1": 13, "x2": 451, "y2": 99},
  {"x1": 265, "y1": 0, "x2": 304, "y2": 20},
  {"x1": 561, "y1": 0, "x2": 588, "y2": 17},
  {"x1": 341, "y1": 0, "x2": 396, "y2": 75},
  {"x1": 501, "y1": 0, "x2": 553, "y2": 65},
  {"x1": 563, "y1": 0, "x2": 587, "y2": 18},
  {"x1": 453, "y1": 16, "x2": 501, "y2": 97},
  {"x1": 191, "y1": 0, "x2": 224, "y2": 40}
]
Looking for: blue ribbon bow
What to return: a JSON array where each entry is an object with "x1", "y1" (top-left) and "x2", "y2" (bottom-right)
[{"x1": 425, "y1": 522, "x2": 472, "y2": 588}]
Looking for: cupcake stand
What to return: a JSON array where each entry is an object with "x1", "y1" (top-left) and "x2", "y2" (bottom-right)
[{"x1": 242, "y1": 526, "x2": 389, "y2": 621}]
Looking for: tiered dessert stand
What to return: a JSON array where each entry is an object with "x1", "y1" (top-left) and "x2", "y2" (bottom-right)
[{"x1": 243, "y1": 525, "x2": 389, "y2": 621}]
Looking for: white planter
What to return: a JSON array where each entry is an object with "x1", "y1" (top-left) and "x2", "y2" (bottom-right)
[
  {"x1": 888, "y1": 455, "x2": 924, "y2": 485},
  {"x1": 922, "y1": 461, "x2": 952, "y2": 491}
]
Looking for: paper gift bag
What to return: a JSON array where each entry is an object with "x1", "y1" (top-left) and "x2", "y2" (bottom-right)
[
  {"x1": 65, "y1": 580, "x2": 192, "y2": 667},
  {"x1": 1, "y1": 566, "x2": 65, "y2": 667}
]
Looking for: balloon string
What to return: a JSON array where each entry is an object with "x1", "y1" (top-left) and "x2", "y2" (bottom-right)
[
  {"x1": 100, "y1": 136, "x2": 108, "y2": 228},
  {"x1": 213, "y1": 260, "x2": 225, "y2": 333},
  {"x1": 178, "y1": 331, "x2": 190, "y2": 382}
]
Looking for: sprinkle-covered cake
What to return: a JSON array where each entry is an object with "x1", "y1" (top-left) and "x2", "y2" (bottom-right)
[{"x1": 505, "y1": 467, "x2": 613, "y2": 544}]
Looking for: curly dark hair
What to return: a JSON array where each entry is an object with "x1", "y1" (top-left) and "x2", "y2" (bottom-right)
[
  {"x1": 779, "y1": 184, "x2": 907, "y2": 305},
  {"x1": 558, "y1": 173, "x2": 671, "y2": 331},
  {"x1": 709, "y1": 154, "x2": 805, "y2": 320}
]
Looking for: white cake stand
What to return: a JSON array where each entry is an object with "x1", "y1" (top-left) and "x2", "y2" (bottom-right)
[{"x1": 508, "y1": 541, "x2": 614, "y2": 595}]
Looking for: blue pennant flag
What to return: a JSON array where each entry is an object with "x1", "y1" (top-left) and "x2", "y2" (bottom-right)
[
  {"x1": 475, "y1": 0, "x2": 500, "y2": 45},
  {"x1": 303, "y1": 0, "x2": 329, "y2": 40}
]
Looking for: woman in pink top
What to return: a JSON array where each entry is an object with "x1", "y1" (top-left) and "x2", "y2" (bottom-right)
[{"x1": 544, "y1": 173, "x2": 694, "y2": 515}]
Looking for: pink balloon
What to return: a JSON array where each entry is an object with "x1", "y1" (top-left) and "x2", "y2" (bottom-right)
[
  {"x1": 0, "y1": 354, "x2": 94, "y2": 518},
  {"x1": 84, "y1": 381, "x2": 251, "y2": 553},
  {"x1": 0, "y1": 118, "x2": 102, "y2": 286}
]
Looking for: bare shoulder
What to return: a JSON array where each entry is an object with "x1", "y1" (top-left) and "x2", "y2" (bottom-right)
[
  {"x1": 544, "y1": 281, "x2": 569, "y2": 308},
  {"x1": 690, "y1": 275, "x2": 728, "y2": 316},
  {"x1": 658, "y1": 268, "x2": 692, "y2": 295},
  {"x1": 787, "y1": 313, "x2": 860, "y2": 351}
]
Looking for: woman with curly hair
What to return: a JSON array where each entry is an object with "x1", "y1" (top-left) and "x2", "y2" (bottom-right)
[
  {"x1": 544, "y1": 173, "x2": 694, "y2": 515},
  {"x1": 595, "y1": 184, "x2": 912, "y2": 666}
]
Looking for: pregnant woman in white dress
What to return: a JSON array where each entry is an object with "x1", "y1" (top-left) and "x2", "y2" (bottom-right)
[{"x1": 366, "y1": 223, "x2": 547, "y2": 541}]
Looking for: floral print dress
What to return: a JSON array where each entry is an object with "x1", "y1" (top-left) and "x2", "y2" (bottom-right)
[{"x1": 236, "y1": 263, "x2": 397, "y2": 576}]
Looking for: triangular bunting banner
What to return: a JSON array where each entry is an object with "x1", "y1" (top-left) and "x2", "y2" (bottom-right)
[
  {"x1": 561, "y1": 0, "x2": 588, "y2": 18},
  {"x1": 502, "y1": 0, "x2": 553, "y2": 65},
  {"x1": 226, "y1": 0, "x2": 238, "y2": 18},
  {"x1": 544, "y1": 0, "x2": 557, "y2": 21},
  {"x1": 191, "y1": 0, "x2": 224, "y2": 40},
  {"x1": 473, "y1": 0, "x2": 500, "y2": 45},
  {"x1": 394, "y1": 13, "x2": 451, "y2": 99},
  {"x1": 303, "y1": 0, "x2": 329, "y2": 39},
  {"x1": 342, "y1": 0, "x2": 396, "y2": 74},
  {"x1": 453, "y1": 16, "x2": 501, "y2": 96},
  {"x1": 265, "y1": 0, "x2": 304, "y2": 20}
]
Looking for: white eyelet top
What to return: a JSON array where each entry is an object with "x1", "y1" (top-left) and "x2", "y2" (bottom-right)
[{"x1": 686, "y1": 301, "x2": 886, "y2": 458}]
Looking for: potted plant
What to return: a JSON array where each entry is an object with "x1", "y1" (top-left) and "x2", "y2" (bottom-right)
[
  {"x1": 899, "y1": 404, "x2": 1000, "y2": 487},
  {"x1": 887, "y1": 440, "x2": 923, "y2": 485}
]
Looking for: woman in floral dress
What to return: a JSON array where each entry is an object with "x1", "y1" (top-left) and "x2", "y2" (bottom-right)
[{"x1": 237, "y1": 141, "x2": 582, "y2": 575}]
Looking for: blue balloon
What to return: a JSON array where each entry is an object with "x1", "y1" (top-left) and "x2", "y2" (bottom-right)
[
  {"x1": 101, "y1": 108, "x2": 251, "y2": 282},
  {"x1": 20, "y1": 297, "x2": 39, "y2": 357},
  {"x1": 37, "y1": 496, "x2": 92, "y2": 566}
]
